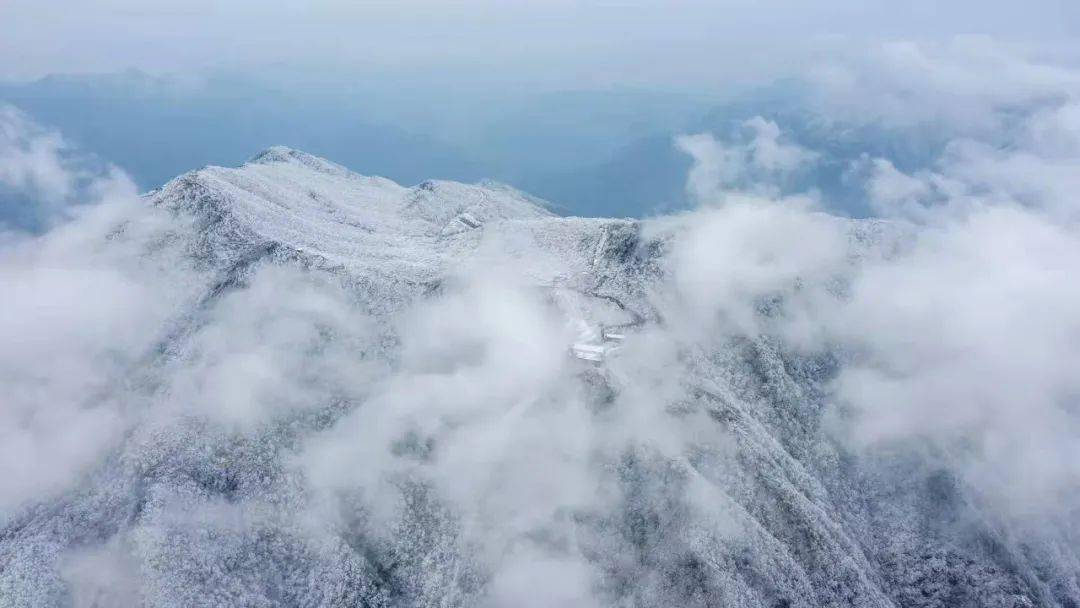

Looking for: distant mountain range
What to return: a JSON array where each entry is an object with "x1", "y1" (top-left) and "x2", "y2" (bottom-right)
[
  {"x1": 0, "y1": 72, "x2": 716, "y2": 217},
  {"x1": 2, "y1": 72, "x2": 953, "y2": 223}
]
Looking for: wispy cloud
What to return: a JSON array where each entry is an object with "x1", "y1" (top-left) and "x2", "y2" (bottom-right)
[{"x1": 0, "y1": 104, "x2": 136, "y2": 233}]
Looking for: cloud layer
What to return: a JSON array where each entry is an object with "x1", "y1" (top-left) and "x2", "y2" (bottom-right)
[
  {"x1": 672, "y1": 39, "x2": 1080, "y2": 521},
  {"x1": 2, "y1": 1, "x2": 1077, "y2": 88}
]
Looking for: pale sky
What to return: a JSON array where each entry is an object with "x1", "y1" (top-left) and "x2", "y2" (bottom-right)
[{"x1": 3, "y1": 0, "x2": 1077, "y2": 88}]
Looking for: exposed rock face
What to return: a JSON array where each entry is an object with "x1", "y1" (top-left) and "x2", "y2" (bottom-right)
[{"x1": 1, "y1": 148, "x2": 1076, "y2": 608}]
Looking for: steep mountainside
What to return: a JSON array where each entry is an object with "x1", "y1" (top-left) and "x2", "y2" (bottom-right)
[{"x1": 1, "y1": 148, "x2": 1076, "y2": 608}]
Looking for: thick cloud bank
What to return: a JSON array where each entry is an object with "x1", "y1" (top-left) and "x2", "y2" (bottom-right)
[{"x1": 2, "y1": 39, "x2": 1080, "y2": 606}]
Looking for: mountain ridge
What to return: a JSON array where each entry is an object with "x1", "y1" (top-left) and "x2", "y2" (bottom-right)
[{"x1": 1, "y1": 148, "x2": 1077, "y2": 608}]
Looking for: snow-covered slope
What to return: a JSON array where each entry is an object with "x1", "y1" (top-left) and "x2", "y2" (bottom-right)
[
  {"x1": 1, "y1": 148, "x2": 1076, "y2": 608},
  {"x1": 152, "y1": 147, "x2": 546, "y2": 280}
]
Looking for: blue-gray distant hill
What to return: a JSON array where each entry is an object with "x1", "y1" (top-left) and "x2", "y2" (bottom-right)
[
  {"x1": 0, "y1": 71, "x2": 485, "y2": 191},
  {"x1": 1, "y1": 72, "x2": 949, "y2": 221},
  {"x1": 0, "y1": 72, "x2": 715, "y2": 218}
]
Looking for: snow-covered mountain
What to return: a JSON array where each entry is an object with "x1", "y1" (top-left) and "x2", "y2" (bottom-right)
[{"x1": 2, "y1": 148, "x2": 1077, "y2": 608}]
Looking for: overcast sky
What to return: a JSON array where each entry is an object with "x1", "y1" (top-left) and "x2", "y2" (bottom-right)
[{"x1": 3, "y1": 0, "x2": 1078, "y2": 89}]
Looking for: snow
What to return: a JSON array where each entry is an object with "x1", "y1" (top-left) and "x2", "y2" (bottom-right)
[{"x1": 1, "y1": 147, "x2": 1075, "y2": 608}]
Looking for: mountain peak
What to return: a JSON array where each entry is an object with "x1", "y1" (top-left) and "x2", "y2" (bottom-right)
[
  {"x1": 245, "y1": 145, "x2": 353, "y2": 177},
  {"x1": 149, "y1": 147, "x2": 564, "y2": 282}
]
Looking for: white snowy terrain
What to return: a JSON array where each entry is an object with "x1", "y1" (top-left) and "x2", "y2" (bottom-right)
[{"x1": 1, "y1": 147, "x2": 1078, "y2": 608}]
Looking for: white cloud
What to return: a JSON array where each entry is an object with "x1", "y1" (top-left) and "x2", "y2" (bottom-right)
[
  {"x1": 0, "y1": 110, "x2": 208, "y2": 517},
  {"x1": 0, "y1": 104, "x2": 137, "y2": 232},
  {"x1": 676, "y1": 118, "x2": 818, "y2": 204},
  {"x1": 0, "y1": 176, "x2": 176, "y2": 515},
  {"x1": 0, "y1": 106, "x2": 73, "y2": 204},
  {"x1": 299, "y1": 273, "x2": 605, "y2": 599},
  {"x1": 810, "y1": 36, "x2": 1080, "y2": 136},
  {"x1": 831, "y1": 203, "x2": 1080, "y2": 515},
  {"x1": 667, "y1": 38, "x2": 1080, "y2": 521}
]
